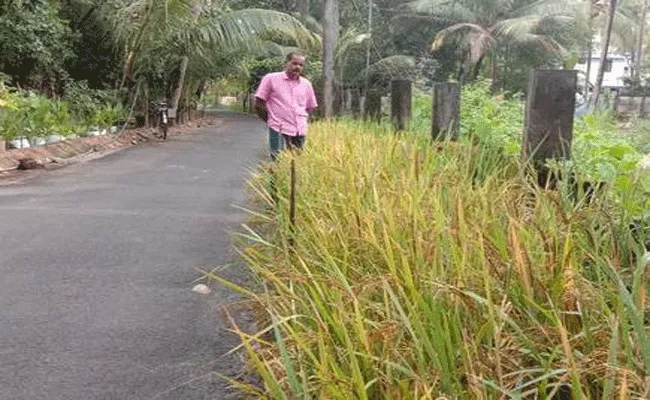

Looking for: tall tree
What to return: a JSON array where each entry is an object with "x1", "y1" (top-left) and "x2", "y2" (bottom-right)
[
  {"x1": 592, "y1": 0, "x2": 618, "y2": 107},
  {"x1": 170, "y1": 4, "x2": 202, "y2": 111},
  {"x1": 297, "y1": 0, "x2": 310, "y2": 16},
  {"x1": 0, "y1": 0, "x2": 76, "y2": 92},
  {"x1": 321, "y1": 0, "x2": 339, "y2": 118},
  {"x1": 634, "y1": 0, "x2": 647, "y2": 80},
  {"x1": 404, "y1": 0, "x2": 578, "y2": 82},
  {"x1": 107, "y1": 0, "x2": 315, "y2": 107}
]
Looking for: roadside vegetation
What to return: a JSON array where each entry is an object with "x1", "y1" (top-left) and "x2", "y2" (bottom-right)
[{"x1": 211, "y1": 82, "x2": 650, "y2": 398}]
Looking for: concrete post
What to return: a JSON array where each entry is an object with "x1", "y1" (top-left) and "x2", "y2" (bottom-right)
[
  {"x1": 522, "y1": 70, "x2": 577, "y2": 164},
  {"x1": 431, "y1": 82, "x2": 460, "y2": 140},
  {"x1": 350, "y1": 89, "x2": 361, "y2": 117},
  {"x1": 364, "y1": 90, "x2": 382, "y2": 122},
  {"x1": 391, "y1": 79, "x2": 412, "y2": 131}
]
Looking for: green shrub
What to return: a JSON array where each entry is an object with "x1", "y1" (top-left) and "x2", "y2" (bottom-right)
[
  {"x1": 0, "y1": 81, "x2": 125, "y2": 141},
  {"x1": 63, "y1": 80, "x2": 121, "y2": 129}
]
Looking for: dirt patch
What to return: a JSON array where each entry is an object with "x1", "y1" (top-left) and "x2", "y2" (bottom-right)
[{"x1": 0, "y1": 117, "x2": 221, "y2": 182}]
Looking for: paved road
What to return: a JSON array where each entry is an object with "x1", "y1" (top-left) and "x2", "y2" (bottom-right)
[{"x1": 0, "y1": 113, "x2": 265, "y2": 399}]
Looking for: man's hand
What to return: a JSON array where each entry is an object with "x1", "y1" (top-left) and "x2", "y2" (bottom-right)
[{"x1": 254, "y1": 97, "x2": 268, "y2": 122}]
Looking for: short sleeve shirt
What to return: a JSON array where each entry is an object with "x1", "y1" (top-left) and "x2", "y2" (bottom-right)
[{"x1": 255, "y1": 72, "x2": 317, "y2": 136}]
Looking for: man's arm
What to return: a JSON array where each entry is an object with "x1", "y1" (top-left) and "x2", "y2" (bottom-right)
[
  {"x1": 306, "y1": 82, "x2": 318, "y2": 115},
  {"x1": 254, "y1": 75, "x2": 271, "y2": 122},
  {"x1": 254, "y1": 97, "x2": 268, "y2": 122}
]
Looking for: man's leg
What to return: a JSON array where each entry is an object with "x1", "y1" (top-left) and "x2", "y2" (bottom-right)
[
  {"x1": 292, "y1": 135, "x2": 306, "y2": 150},
  {"x1": 269, "y1": 128, "x2": 284, "y2": 161},
  {"x1": 281, "y1": 134, "x2": 306, "y2": 151}
]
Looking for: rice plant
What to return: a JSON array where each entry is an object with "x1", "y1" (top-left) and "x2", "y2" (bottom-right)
[{"x1": 213, "y1": 120, "x2": 650, "y2": 399}]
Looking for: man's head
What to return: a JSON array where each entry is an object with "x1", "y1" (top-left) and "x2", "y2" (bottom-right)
[{"x1": 284, "y1": 52, "x2": 306, "y2": 79}]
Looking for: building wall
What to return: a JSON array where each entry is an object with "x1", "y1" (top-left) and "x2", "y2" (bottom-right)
[{"x1": 574, "y1": 55, "x2": 632, "y2": 89}]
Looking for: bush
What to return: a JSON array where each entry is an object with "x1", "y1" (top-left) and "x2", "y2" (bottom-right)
[
  {"x1": 0, "y1": 90, "x2": 74, "y2": 140},
  {"x1": 63, "y1": 81, "x2": 123, "y2": 129},
  {"x1": 0, "y1": 81, "x2": 125, "y2": 141}
]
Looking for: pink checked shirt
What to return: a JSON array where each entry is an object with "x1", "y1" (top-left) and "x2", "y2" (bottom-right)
[{"x1": 255, "y1": 72, "x2": 318, "y2": 136}]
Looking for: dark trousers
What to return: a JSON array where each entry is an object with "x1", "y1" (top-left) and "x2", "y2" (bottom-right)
[{"x1": 269, "y1": 128, "x2": 306, "y2": 161}]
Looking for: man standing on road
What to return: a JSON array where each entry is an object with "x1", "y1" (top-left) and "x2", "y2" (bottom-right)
[{"x1": 254, "y1": 52, "x2": 318, "y2": 161}]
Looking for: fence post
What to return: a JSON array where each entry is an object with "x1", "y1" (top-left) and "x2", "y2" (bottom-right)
[
  {"x1": 343, "y1": 89, "x2": 351, "y2": 112},
  {"x1": 288, "y1": 157, "x2": 296, "y2": 249},
  {"x1": 350, "y1": 89, "x2": 361, "y2": 117},
  {"x1": 364, "y1": 90, "x2": 382, "y2": 122},
  {"x1": 522, "y1": 70, "x2": 576, "y2": 171},
  {"x1": 431, "y1": 82, "x2": 460, "y2": 140},
  {"x1": 333, "y1": 86, "x2": 343, "y2": 116},
  {"x1": 391, "y1": 79, "x2": 412, "y2": 132},
  {"x1": 640, "y1": 92, "x2": 647, "y2": 118}
]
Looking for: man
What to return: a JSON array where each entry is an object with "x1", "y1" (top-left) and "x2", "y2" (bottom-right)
[{"x1": 254, "y1": 52, "x2": 318, "y2": 160}]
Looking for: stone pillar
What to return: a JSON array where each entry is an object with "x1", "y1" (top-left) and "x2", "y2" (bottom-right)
[
  {"x1": 350, "y1": 89, "x2": 361, "y2": 117},
  {"x1": 522, "y1": 70, "x2": 577, "y2": 164},
  {"x1": 431, "y1": 82, "x2": 460, "y2": 140},
  {"x1": 391, "y1": 79, "x2": 412, "y2": 131},
  {"x1": 364, "y1": 90, "x2": 382, "y2": 122}
]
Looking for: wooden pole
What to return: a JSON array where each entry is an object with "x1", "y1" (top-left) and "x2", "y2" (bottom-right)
[
  {"x1": 431, "y1": 83, "x2": 460, "y2": 140},
  {"x1": 144, "y1": 82, "x2": 149, "y2": 127},
  {"x1": 391, "y1": 79, "x2": 412, "y2": 132},
  {"x1": 288, "y1": 157, "x2": 297, "y2": 249}
]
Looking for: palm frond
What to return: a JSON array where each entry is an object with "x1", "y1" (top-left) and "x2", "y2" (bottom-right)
[
  {"x1": 251, "y1": 41, "x2": 302, "y2": 59},
  {"x1": 209, "y1": 9, "x2": 319, "y2": 53},
  {"x1": 512, "y1": 0, "x2": 582, "y2": 18},
  {"x1": 402, "y1": 0, "x2": 479, "y2": 25},
  {"x1": 431, "y1": 23, "x2": 493, "y2": 62},
  {"x1": 431, "y1": 22, "x2": 491, "y2": 50},
  {"x1": 492, "y1": 14, "x2": 572, "y2": 55},
  {"x1": 336, "y1": 30, "x2": 371, "y2": 63},
  {"x1": 354, "y1": 55, "x2": 417, "y2": 85}
]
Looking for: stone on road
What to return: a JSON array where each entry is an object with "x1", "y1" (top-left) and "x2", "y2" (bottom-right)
[{"x1": 0, "y1": 113, "x2": 265, "y2": 399}]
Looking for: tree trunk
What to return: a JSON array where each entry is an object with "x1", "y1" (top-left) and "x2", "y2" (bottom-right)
[
  {"x1": 171, "y1": 56, "x2": 190, "y2": 110},
  {"x1": 472, "y1": 54, "x2": 485, "y2": 80},
  {"x1": 321, "y1": 0, "x2": 339, "y2": 119},
  {"x1": 585, "y1": 39, "x2": 593, "y2": 95},
  {"x1": 144, "y1": 81, "x2": 149, "y2": 127},
  {"x1": 170, "y1": 5, "x2": 202, "y2": 111},
  {"x1": 634, "y1": 0, "x2": 647, "y2": 81},
  {"x1": 119, "y1": 5, "x2": 153, "y2": 90},
  {"x1": 297, "y1": 0, "x2": 309, "y2": 16},
  {"x1": 584, "y1": 1, "x2": 594, "y2": 95},
  {"x1": 364, "y1": 0, "x2": 372, "y2": 95},
  {"x1": 592, "y1": 0, "x2": 618, "y2": 108}
]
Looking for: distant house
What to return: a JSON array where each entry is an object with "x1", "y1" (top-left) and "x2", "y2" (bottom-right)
[{"x1": 574, "y1": 54, "x2": 633, "y2": 92}]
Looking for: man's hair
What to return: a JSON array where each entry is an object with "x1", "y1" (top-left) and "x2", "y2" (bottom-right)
[{"x1": 285, "y1": 51, "x2": 306, "y2": 62}]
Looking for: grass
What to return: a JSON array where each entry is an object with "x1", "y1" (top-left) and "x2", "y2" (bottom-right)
[{"x1": 211, "y1": 117, "x2": 650, "y2": 399}]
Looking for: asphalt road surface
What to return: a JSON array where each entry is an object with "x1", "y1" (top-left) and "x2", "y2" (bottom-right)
[{"x1": 0, "y1": 112, "x2": 266, "y2": 399}]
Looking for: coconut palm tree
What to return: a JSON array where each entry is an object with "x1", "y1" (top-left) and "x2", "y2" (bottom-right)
[
  {"x1": 403, "y1": 0, "x2": 579, "y2": 82},
  {"x1": 105, "y1": 0, "x2": 316, "y2": 111},
  {"x1": 322, "y1": 0, "x2": 339, "y2": 118},
  {"x1": 592, "y1": 0, "x2": 618, "y2": 107}
]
